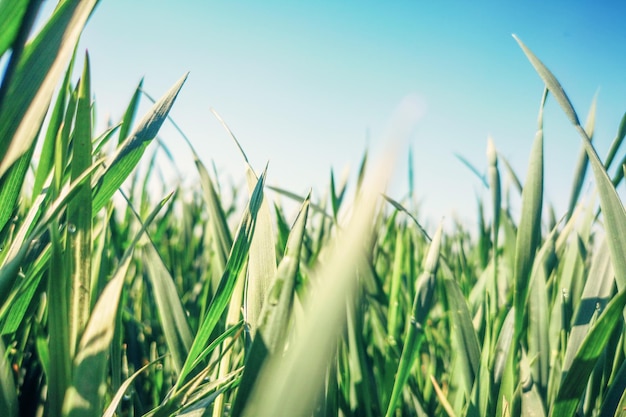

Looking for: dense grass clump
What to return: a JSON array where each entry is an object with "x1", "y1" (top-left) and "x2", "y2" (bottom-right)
[{"x1": 1, "y1": 4, "x2": 626, "y2": 417}]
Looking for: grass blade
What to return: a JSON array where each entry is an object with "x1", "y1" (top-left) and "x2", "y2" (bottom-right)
[
  {"x1": 66, "y1": 52, "x2": 93, "y2": 357},
  {"x1": 92, "y1": 73, "x2": 188, "y2": 214}
]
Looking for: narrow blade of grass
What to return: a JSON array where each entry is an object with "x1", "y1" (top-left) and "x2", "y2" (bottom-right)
[{"x1": 66, "y1": 52, "x2": 93, "y2": 357}]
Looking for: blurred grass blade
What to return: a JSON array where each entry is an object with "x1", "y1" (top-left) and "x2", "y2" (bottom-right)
[
  {"x1": 550, "y1": 289, "x2": 626, "y2": 417},
  {"x1": 243, "y1": 153, "x2": 393, "y2": 417},
  {"x1": 92, "y1": 73, "x2": 188, "y2": 214},
  {"x1": 605, "y1": 111, "x2": 626, "y2": 170},
  {"x1": 176, "y1": 169, "x2": 267, "y2": 389},
  {"x1": 0, "y1": 0, "x2": 99, "y2": 178}
]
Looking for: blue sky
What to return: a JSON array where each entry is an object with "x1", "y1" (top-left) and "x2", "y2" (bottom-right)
[{"x1": 44, "y1": 1, "x2": 626, "y2": 224}]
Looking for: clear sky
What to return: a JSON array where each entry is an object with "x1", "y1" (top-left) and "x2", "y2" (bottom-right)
[{"x1": 40, "y1": 1, "x2": 626, "y2": 225}]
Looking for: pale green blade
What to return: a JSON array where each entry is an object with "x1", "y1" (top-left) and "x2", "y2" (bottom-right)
[
  {"x1": 242, "y1": 154, "x2": 393, "y2": 417},
  {"x1": 445, "y1": 276, "x2": 481, "y2": 397},
  {"x1": 0, "y1": 0, "x2": 30, "y2": 56},
  {"x1": 244, "y1": 164, "x2": 277, "y2": 335}
]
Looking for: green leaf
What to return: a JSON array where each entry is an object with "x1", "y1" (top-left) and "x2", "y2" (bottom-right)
[
  {"x1": 514, "y1": 35, "x2": 626, "y2": 291},
  {"x1": 62, "y1": 255, "x2": 131, "y2": 417}
]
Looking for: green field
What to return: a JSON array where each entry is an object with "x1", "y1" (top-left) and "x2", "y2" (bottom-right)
[{"x1": 1, "y1": 3, "x2": 626, "y2": 417}]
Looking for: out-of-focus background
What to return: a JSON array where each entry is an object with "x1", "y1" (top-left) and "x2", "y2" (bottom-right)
[{"x1": 41, "y1": 1, "x2": 626, "y2": 223}]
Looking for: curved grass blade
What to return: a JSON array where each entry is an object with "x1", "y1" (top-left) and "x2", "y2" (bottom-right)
[
  {"x1": 514, "y1": 34, "x2": 626, "y2": 291},
  {"x1": 242, "y1": 153, "x2": 393, "y2": 417}
]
